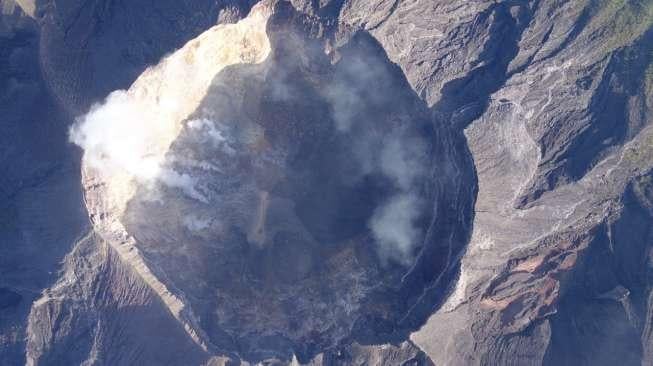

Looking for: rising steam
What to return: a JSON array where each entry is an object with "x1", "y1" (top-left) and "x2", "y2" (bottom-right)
[{"x1": 325, "y1": 52, "x2": 430, "y2": 266}]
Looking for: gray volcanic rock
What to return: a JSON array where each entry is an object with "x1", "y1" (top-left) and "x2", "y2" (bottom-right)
[
  {"x1": 1, "y1": 0, "x2": 652, "y2": 365},
  {"x1": 39, "y1": 0, "x2": 257, "y2": 114},
  {"x1": 26, "y1": 233, "x2": 210, "y2": 366},
  {"x1": 0, "y1": 3, "x2": 87, "y2": 364}
]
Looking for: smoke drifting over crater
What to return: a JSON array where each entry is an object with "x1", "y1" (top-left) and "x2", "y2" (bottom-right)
[
  {"x1": 70, "y1": 90, "x2": 165, "y2": 181},
  {"x1": 324, "y1": 47, "x2": 431, "y2": 265},
  {"x1": 69, "y1": 91, "x2": 207, "y2": 202},
  {"x1": 372, "y1": 138, "x2": 428, "y2": 265}
]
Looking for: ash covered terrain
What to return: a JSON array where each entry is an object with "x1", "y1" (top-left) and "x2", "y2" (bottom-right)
[{"x1": 1, "y1": 0, "x2": 652, "y2": 365}]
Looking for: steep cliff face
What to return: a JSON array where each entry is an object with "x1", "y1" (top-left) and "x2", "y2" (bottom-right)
[
  {"x1": 0, "y1": 2, "x2": 88, "y2": 364},
  {"x1": 1, "y1": 0, "x2": 652, "y2": 365}
]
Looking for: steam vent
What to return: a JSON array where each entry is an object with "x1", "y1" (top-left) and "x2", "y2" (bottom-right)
[{"x1": 2, "y1": 0, "x2": 653, "y2": 365}]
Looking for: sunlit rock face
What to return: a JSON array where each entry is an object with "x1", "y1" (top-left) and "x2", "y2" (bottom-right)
[
  {"x1": 73, "y1": 2, "x2": 451, "y2": 362},
  {"x1": 72, "y1": 4, "x2": 272, "y2": 215}
]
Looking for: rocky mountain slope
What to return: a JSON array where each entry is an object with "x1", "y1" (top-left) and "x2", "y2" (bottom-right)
[{"x1": 1, "y1": 0, "x2": 652, "y2": 365}]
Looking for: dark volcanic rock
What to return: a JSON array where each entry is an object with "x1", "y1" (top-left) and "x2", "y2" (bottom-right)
[
  {"x1": 120, "y1": 4, "x2": 471, "y2": 361},
  {"x1": 1, "y1": 0, "x2": 652, "y2": 365},
  {"x1": 0, "y1": 4, "x2": 87, "y2": 365}
]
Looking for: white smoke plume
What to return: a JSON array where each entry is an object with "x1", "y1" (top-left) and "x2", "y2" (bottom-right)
[
  {"x1": 68, "y1": 88, "x2": 209, "y2": 202},
  {"x1": 187, "y1": 118, "x2": 236, "y2": 155},
  {"x1": 369, "y1": 135, "x2": 427, "y2": 265},
  {"x1": 326, "y1": 57, "x2": 388, "y2": 133},
  {"x1": 326, "y1": 49, "x2": 430, "y2": 266},
  {"x1": 69, "y1": 91, "x2": 163, "y2": 181},
  {"x1": 379, "y1": 135, "x2": 426, "y2": 190},
  {"x1": 369, "y1": 193, "x2": 422, "y2": 265}
]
